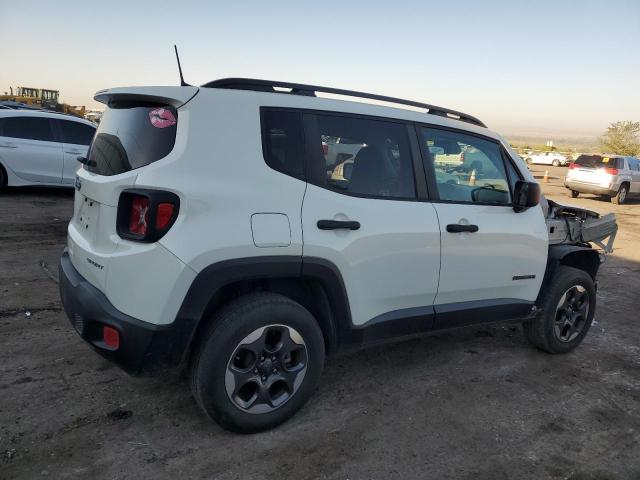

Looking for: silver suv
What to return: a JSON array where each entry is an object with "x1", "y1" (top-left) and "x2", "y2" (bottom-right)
[{"x1": 565, "y1": 154, "x2": 640, "y2": 204}]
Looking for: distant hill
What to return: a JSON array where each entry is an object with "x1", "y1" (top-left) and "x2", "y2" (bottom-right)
[{"x1": 505, "y1": 134, "x2": 599, "y2": 153}]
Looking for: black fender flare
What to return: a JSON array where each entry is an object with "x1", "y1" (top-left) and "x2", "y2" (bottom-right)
[
  {"x1": 170, "y1": 256, "x2": 352, "y2": 366},
  {"x1": 537, "y1": 244, "x2": 601, "y2": 304}
]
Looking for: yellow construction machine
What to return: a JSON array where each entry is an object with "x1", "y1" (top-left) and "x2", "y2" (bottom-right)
[{"x1": 0, "y1": 86, "x2": 86, "y2": 117}]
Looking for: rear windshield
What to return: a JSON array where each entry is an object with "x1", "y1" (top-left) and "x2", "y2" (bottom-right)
[
  {"x1": 87, "y1": 103, "x2": 177, "y2": 176},
  {"x1": 574, "y1": 155, "x2": 623, "y2": 169}
]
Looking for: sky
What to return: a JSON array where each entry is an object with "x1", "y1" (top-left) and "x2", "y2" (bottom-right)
[{"x1": 1, "y1": 0, "x2": 638, "y2": 137}]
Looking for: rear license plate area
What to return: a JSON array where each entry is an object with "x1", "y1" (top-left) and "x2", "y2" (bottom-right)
[{"x1": 76, "y1": 195, "x2": 99, "y2": 239}]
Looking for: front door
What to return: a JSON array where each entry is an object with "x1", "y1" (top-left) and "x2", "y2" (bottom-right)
[
  {"x1": 417, "y1": 125, "x2": 548, "y2": 327},
  {"x1": 301, "y1": 112, "x2": 441, "y2": 328}
]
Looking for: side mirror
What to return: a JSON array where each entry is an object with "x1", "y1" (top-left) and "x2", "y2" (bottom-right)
[{"x1": 513, "y1": 181, "x2": 541, "y2": 212}]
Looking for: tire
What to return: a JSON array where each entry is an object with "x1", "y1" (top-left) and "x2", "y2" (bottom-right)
[
  {"x1": 570, "y1": 190, "x2": 579, "y2": 198},
  {"x1": 611, "y1": 184, "x2": 628, "y2": 204},
  {"x1": 526, "y1": 157, "x2": 533, "y2": 165},
  {"x1": 523, "y1": 266, "x2": 595, "y2": 354},
  {"x1": 552, "y1": 159, "x2": 559, "y2": 167},
  {"x1": 190, "y1": 292, "x2": 325, "y2": 433}
]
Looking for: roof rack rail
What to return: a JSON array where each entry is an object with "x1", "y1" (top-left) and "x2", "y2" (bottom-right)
[{"x1": 202, "y1": 78, "x2": 487, "y2": 128}]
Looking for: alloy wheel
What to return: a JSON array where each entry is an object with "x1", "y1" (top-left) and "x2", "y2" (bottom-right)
[
  {"x1": 225, "y1": 324, "x2": 308, "y2": 414},
  {"x1": 553, "y1": 285, "x2": 590, "y2": 342},
  {"x1": 619, "y1": 186, "x2": 627, "y2": 203}
]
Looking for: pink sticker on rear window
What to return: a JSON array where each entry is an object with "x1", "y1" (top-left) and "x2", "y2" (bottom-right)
[{"x1": 149, "y1": 108, "x2": 176, "y2": 128}]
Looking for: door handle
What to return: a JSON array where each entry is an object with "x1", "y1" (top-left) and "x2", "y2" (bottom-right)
[
  {"x1": 317, "y1": 220, "x2": 360, "y2": 230},
  {"x1": 0, "y1": 142, "x2": 17, "y2": 149},
  {"x1": 65, "y1": 150, "x2": 82, "y2": 154},
  {"x1": 446, "y1": 224, "x2": 479, "y2": 233}
]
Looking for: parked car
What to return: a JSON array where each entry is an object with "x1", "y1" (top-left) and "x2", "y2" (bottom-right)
[
  {"x1": 0, "y1": 110, "x2": 95, "y2": 188},
  {"x1": 59, "y1": 79, "x2": 616, "y2": 433},
  {"x1": 525, "y1": 151, "x2": 568, "y2": 166},
  {"x1": 565, "y1": 154, "x2": 640, "y2": 204},
  {"x1": 322, "y1": 136, "x2": 366, "y2": 172},
  {"x1": 428, "y1": 145, "x2": 463, "y2": 166}
]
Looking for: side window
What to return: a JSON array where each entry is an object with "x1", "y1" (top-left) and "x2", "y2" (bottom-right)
[
  {"x1": 312, "y1": 114, "x2": 416, "y2": 199},
  {"x1": 59, "y1": 120, "x2": 95, "y2": 145},
  {"x1": 1, "y1": 116, "x2": 54, "y2": 142},
  {"x1": 261, "y1": 110, "x2": 305, "y2": 180},
  {"x1": 420, "y1": 127, "x2": 511, "y2": 205},
  {"x1": 631, "y1": 159, "x2": 640, "y2": 171}
]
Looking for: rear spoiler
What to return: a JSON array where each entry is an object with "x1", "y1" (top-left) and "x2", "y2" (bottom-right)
[{"x1": 94, "y1": 86, "x2": 199, "y2": 108}]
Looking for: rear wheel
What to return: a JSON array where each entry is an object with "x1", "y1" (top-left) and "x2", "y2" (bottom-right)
[
  {"x1": 190, "y1": 292, "x2": 325, "y2": 433},
  {"x1": 0, "y1": 165, "x2": 6, "y2": 191},
  {"x1": 611, "y1": 184, "x2": 628, "y2": 204},
  {"x1": 570, "y1": 190, "x2": 579, "y2": 198},
  {"x1": 552, "y1": 159, "x2": 560, "y2": 167},
  {"x1": 526, "y1": 157, "x2": 533, "y2": 165},
  {"x1": 523, "y1": 266, "x2": 595, "y2": 354}
]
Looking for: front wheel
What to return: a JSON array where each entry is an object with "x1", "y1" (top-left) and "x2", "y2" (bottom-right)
[
  {"x1": 611, "y1": 184, "x2": 628, "y2": 204},
  {"x1": 570, "y1": 190, "x2": 579, "y2": 198},
  {"x1": 526, "y1": 157, "x2": 533, "y2": 165},
  {"x1": 190, "y1": 292, "x2": 325, "y2": 433},
  {"x1": 552, "y1": 159, "x2": 560, "y2": 167},
  {"x1": 523, "y1": 266, "x2": 595, "y2": 354}
]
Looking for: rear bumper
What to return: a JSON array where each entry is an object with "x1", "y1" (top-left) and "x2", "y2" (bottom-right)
[
  {"x1": 59, "y1": 250, "x2": 193, "y2": 375},
  {"x1": 564, "y1": 180, "x2": 617, "y2": 196}
]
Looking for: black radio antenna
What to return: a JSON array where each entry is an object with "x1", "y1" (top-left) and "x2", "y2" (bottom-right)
[{"x1": 174, "y1": 45, "x2": 190, "y2": 86}]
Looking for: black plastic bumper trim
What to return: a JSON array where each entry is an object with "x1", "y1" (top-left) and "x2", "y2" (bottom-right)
[{"x1": 59, "y1": 250, "x2": 187, "y2": 375}]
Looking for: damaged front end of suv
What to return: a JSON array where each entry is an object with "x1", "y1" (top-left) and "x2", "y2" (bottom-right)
[{"x1": 545, "y1": 199, "x2": 618, "y2": 254}]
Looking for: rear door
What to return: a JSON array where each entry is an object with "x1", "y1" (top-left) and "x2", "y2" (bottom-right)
[
  {"x1": 417, "y1": 125, "x2": 548, "y2": 328},
  {"x1": 0, "y1": 115, "x2": 62, "y2": 183},
  {"x1": 301, "y1": 112, "x2": 440, "y2": 328},
  {"x1": 55, "y1": 119, "x2": 95, "y2": 184},
  {"x1": 627, "y1": 158, "x2": 640, "y2": 194}
]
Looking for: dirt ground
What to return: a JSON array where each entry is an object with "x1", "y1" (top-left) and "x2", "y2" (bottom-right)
[{"x1": 1, "y1": 165, "x2": 639, "y2": 480}]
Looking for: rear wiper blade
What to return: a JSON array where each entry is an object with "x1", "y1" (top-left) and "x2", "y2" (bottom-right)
[{"x1": 77, "y1": 156, "x2": 96, "y2": 167}]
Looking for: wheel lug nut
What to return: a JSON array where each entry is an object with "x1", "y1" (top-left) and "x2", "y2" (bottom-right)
[
  {"x1": 261, "y1": 376, "x2": 266, "y2": 381},
  {"x1": 254, "y1": 368, "x2": 258, "y2": 374},
  {"x1": 273, "y1": 368, "x2": 278, "y2": 374},
  {"x1": 271, "y1": 356, "x2": 275, "y2": 361}
]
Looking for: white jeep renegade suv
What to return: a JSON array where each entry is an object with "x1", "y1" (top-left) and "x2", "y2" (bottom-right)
[{"x1": 59, "y1": 79, "x2": 616, "y2": 432}]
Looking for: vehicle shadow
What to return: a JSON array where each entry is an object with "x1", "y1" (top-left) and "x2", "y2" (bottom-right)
[
  {"x1": 1, "y1": 186, "x2": 75, "y2": 197},
  {"x1": 571, "y1": 194, "x2": 640, "y2": 205}
]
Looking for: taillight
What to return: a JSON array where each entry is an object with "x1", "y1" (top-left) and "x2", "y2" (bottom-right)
[
  {"x1": 605, "y1": 167, "x2": 618, "y2": 175},
  {"x1": 129, "y1": 196, "x2": 150, "y2": 236},
  {"x1": 117, "y1": 190, "x2": 180, "y2": 242},
  {"x1": 103, "y1": 325, "x2": 120, "y2": 350},
  {"x1": 569, "y1": 163, "x2": 578, "y2": 169},
  {"x1": 155, "y1": 203, "x2": 175, "y2": 229}
]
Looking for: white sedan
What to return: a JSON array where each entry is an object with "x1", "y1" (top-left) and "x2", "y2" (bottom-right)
[
  {"x1": 0, "y1": 110, "x2": 96, "y2": 189},
  {"x1": 524, "y1": 151, "x2": 568, "y2": 167}
]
